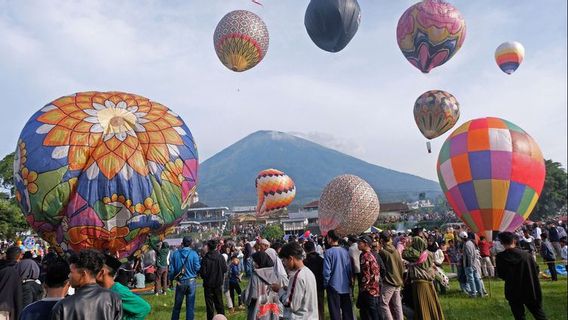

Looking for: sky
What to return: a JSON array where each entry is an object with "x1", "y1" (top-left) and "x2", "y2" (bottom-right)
[{"x1": 0, "y1": 0, "x2": 566, "y2": 181}]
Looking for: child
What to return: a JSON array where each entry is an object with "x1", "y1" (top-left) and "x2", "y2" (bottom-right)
[
  {"x1": 229, "y1": 255, "x2": 243, "y2": 310},
  {"x1": 134, "y1": 266, "x2": 146, "y2": 289}
]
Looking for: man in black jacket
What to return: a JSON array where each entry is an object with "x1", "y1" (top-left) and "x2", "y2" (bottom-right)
[
  {"x1": 0, "y1": 246, "x2": 23, "y2": 320},
  {"x1": 304, "y1": 240, "x2": 325, "y2": 320},
  {"x1": 200, "y1": 240, "x2": 227, "y2": 320},
  {"x1": 496, "y1": 232, "x2": 547, "y2": 320}
]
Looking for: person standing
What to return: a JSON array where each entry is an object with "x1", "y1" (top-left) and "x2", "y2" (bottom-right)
[
  {"x1": 50, "y1": 249, "x2": 122, "y2": 320},
  {"x1": 96, "y1": 255, "x2": 151, "y2": 320},
  {"x1": 271, "y1": 242, "x2": 319, "y2": 320},
  {"x1": 169, "y1": 236, "x2": 201, "y2": 320},
  {"x1": 200, "y1": 240, "x2": 227, "y2": 320},
  {"x1": 0, "y1": 246, "x2": 23, "y2": 320},
  {"x1": 303, "y1": 241, "x2": 325, "y2": 320},
  {"x1": 496, "y1": 231, "x2": 547, "y2": 320},
  {"x1": 228, "y1": 255, "x2": 243, "y2": 310},
  {"x1": 20, "y1": 260, "x2": 70, "y2": 320},
  {"x1": 153, "y1": 241, "x2": 170, "y2": 296},
  {"x1": 15, "y1": 251, "x2": 43, "y2": 308},
  {"x1": 540, "y1": 233, "x2": 557, "y2": 281},
  {"x1": 478, "y1": 236, "x2": 494, "y2": 277},
  {"x1": 357, "y1": 236, "x2": 381, "y2": 320},
  {"x1": 532, "y1": 223, "x2": 542, "y2": 249},
  {"x1": 459, "y1": 231, "x2": 484, "y2": 297},
  {"x1": 348, "y1": 236, "x2": 361, "y2": 295},
  {"x1": 243, "y1": 252, "x2": 279, "y2": 320},
  {"x1": 402, "y1": 237, "x2": 445, "y2": 320},
  {"x1": 378, "y1": 232, "x2": 404, "y2": 320},
  {"x1": 324, "y1": 230, "x2": 354, "y2": 320},
  {"x1": 546, "y1": 222, "x2": 562, "y2": 258}
]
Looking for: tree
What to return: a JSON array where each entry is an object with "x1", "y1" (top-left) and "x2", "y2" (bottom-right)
[
  {"x1": 0, "y1": 198, "x2": 28, "y2": 240},
  {"x1": 262, "y1": 224, "x2": 284, "y2": 241},
  {"x1": 0, "y1": 152, "x2": 15, "y2": 197},
  {"x1": 531, "y1": 159, "x2": 568, "y2": 220}
]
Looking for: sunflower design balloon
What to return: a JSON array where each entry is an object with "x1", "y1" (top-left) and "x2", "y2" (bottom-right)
[
  {"x1": 255, "y1": 169, "x2": 296, "y2": 218},
  {"x1": 214, "y1": 10, "x2": 269, "y2": 72},
  {"x1": 396, "y1": 0, "x2": 466, "y2": 73},
  {"x1": 14, "y1": 92, "x2": 198, "y2": 258}
]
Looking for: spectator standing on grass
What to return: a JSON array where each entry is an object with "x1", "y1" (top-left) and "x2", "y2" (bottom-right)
[
  {"x1": 546, "y1": 222, "x2": 562, "y2": 258},
  {"x1": 304, "y1": 240, "x2": 325, "y2": 320},
  {"x1": 357, "y1": 236, "x2": 382, "y2": 320},
  {"x1": 20, "y1": 260, "x2": 70, "y2": 320},
  {"x1": 560, "y1": 238, "x2": 567, "y2": 271},
  {"x1": 459, "y1": 231, "x2": 485, "y2": 297},
  {"x1": 228, "y1": 255, "x2": 244, "y2": 310},
  {"x1": 533, "y1": 223, "x2": 542, "y2": 249},
  {"x1": 324, "y1": 230, "x2": 354, "y2": 320},
  {"x1": 201, "y1": 239, "x2": 227, "y2": 320},
  {"x1": 16, "y1": 251, "x2": 44, "y2": 308},
  {"x1": 478, "y1": 236, "x2": 494, "y2": 277},
  {"x1": 153, "y1": 241, "x2": 170, "y2": 296},
  {"x1": 378, "y1": 232, "x2": 404, "y2": 320},
  {"x1": 0, "y1": 246, "x2": 23, "y2": 320},
  {"x1": 348, "y1": 236, "x2": 361, "y2": 296},
  {"x1": 169, "y1": 236, "x2": 201, "y2": 320},
  {"x1": 496, "y1": 232, "x2": 547, "y2": 320},
  {"x1": 520, "y1": 229, "x2": 537, "y2": 261},
  {"x1": 540, "y1": 233, "x2": 557, "y2": 282}
]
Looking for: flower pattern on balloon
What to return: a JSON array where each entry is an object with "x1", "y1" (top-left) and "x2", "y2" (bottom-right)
[{"x1": 35, "y1": 92, "x2": 189, "y2": 180}]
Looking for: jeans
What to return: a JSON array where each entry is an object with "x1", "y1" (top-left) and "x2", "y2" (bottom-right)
[
  {"x1": 171, "y1": 278, "x2": 197, "y2": 320},
  {"x1": 327, "y1": 287, "x2": 355, "y2": 320},
  {"x1": 465, "y1": 266, "x2": 483, "y2": 296},
  {"x1": 358, "y1": 291, "x2": 381, "y2": 320},
  {"x1": 379, "y1": 284, "x2": 403, "y2": 320},
  {"x1": 244, "y1": 257, "x2": 252, "y2": 277}
]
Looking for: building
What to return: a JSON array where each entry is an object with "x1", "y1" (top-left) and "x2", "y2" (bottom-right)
[
  {"x1": 284, "y1": 200, "x2": 321, "y2": 234},
  {"x1": 376, "y1": 202, "x2": 412, "y2": 223},
  {"x1": 179, "y1": 201, "x2": 229, "y2": 229}
]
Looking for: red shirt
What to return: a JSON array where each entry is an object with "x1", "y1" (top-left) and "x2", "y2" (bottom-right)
[
  {"x1": 478, "y1": 240, "x2": 492, "y2": 257},
  {"x1": 360, "y1": 251, "x2": 380, "y2": 296}
]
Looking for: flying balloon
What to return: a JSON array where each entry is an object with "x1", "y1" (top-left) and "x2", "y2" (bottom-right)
[
  {"x1": 304, "y1": 0, "x2": 361, "y2": 53},
  {"x1": 14, "y1": 92, "x2": 198, "y2": 258},
  {"x1": 436, "y1": 117, "x2": 545, "y2": 240},
  {"x1": 414, "y1": 90, "x2": 460, "y2": 153},
  {"x1": 495, "y1": 41, "x2": 525, "y2": 75},
  {"x1": 318, "y1": 174, "x2": 380, "y2": 236},
  {"x1": 255, "y1": 169, "x2": 296, "y2": 217},
  {"x1": 396, "y1": 0, "x2": 466, "y2": 73},
  {"x1": 214, "y1": 10, "x2": 269, "y2": 72}
]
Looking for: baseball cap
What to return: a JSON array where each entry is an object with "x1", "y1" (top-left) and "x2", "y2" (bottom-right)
[
  {"x1": 358, "y1": 235, "x2": 373, "y2": 245},
  {"x1": 459, "y1": 231, "x2": 468, "y2": 239}
]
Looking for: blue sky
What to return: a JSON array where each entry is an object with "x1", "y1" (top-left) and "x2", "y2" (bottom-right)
[{"x1": 0, "y1": 0, "x2": 566, "y2": 181}]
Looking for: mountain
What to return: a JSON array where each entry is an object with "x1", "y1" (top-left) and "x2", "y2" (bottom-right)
[{"x1": 197, "y1": 131, "x2": 441, "y2": 208}]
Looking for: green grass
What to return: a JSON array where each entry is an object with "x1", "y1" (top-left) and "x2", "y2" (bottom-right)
[{"x1": 142, "y1": 275, "x2": 567, "y2": 320}]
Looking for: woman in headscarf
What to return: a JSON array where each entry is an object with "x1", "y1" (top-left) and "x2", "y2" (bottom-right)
[
  {"x1": 243, "y1": 251, "x2": 279, "y2": 320},
  {"x1": 402, "y1": 236, "x2": 445, "y2": 320}
]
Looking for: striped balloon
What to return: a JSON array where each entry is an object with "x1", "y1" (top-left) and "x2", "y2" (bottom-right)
[
  {"x1": 495, "y1": 41, "x2": 525, "y2": 75},
  {"x1": 436, "y1": 117, "x2": 545, "y2": 240},
  {"x1": 213, "y1": 10, "x2": 269, "y2": 72},
  {"x1": 255, "y1": 169, "x2": 295, "y2": 217}
]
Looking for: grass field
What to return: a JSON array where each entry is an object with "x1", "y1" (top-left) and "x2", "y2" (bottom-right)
[{"x1": 142, "y1": 274, "x2": 567, "y2": 320}]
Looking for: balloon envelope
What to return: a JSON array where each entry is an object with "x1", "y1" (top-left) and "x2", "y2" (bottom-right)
[
  {"x1": 414, "y1": 90, "x2": 460, "y2": 140},
  {"x1": 304, "y1": 0, "x2": 361, "y2": 52},
  {"x1": 318, "y1": 174, "x2": 380, "y2": 236},
  {"x1": 14, "y1": 92, "x2": 198, "y2": 258},
  {"x1": 255, "y1": 169, "x2": 296, "y2": 217},
  {"x1": 495, "y1": 41, "x2": 525, "y2": 75},
  {"x1": 436, "y1": 117, "x2": 545, "y2": 240},
  {"x1": 396, "y1": 0, "x2": 466, "y2": 73},
  {"x1": 214, "y1": 10, "x2": 269, "y2": 72}
]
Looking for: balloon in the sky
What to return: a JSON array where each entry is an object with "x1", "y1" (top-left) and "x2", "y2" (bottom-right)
[
  {"x1": 436, "y1": 117, "x2": 545, "y2": 240},
  {"x1": 495, "y1": 41, "x2": 525, "y2": 75},
  {"x1": 318, "y1": 174, "x2": 380, "y2": 236},
  {"x1": 304, "y1": 0, "x2": 361, "y2": 53},
  {"x1": 396, "y1": 0, "x2": 466, "y2": 73},
  {"x1": 255, "y1": 169, "x2": 296, "y2": 217},
  {"x1": 14, "y1": 92, "x2": 199, "y2": 258},
  {"x1": 214, "y1": 10, "x2": 269, "y2": 72},
  {"x1": 414, "y1": 90, "x2": 460, "y2": 145}
]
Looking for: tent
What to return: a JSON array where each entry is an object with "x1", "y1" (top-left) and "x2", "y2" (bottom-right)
[{"x1": 364, "y1": 226, "x2": 382, "y2": 234}]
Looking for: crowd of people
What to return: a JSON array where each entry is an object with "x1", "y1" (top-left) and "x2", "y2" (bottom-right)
[{"x1": 0, "y1": 219, "x2": 566, "y2": 320}]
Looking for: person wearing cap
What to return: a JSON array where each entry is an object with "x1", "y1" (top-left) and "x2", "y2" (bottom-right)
[
  {"x1": 323, "y1": 229, "x2": 354, "y2": 320},
  {"x1": 200, "y1": 239, "x2": 227, "y2": 320},
  {"x1": 96, "y1": 254, "x2": 151, "y2": 320},
  {"x1": 169, "y1": 236, "x2": 201, "y2": 320},
  {"x1": 459, "y1": 231, "x2": 485, "y2": 297},
  {"x1": 357, "y1": 236, "x2": 381, "y2": 320},
  {"x1": 51, "y1": 249, "x2": 122, "y2": 320},
  {"x1": 20, "y1": 259, "x2": 70, "y2": 320},
  {"x1": 378, "y1": 232, "x2": 404, "y2": 320}
]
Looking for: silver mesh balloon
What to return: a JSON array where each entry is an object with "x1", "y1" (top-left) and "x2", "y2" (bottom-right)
[{"x1": 318, "y1": 174, "x2": 380, "y2": 236}]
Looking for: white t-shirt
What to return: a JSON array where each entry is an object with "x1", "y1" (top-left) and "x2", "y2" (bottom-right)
[
  {"x1": 349, "y1": 243, "x2": 361, "y2": 274},
  {"x1": 533, "y1": 227, "x2": 542, "y2": 240}
]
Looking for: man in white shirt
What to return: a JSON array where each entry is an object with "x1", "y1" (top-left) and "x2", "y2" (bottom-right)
[
  {"x1": 348, "y1": 236, "x2": 361, "y2": 295},
  {"x1": 272, "y1": 242, "x2": 319, "y2": 320},
  {"x1": 532, "y1": 223, "x2": 542, "y2": 249}
]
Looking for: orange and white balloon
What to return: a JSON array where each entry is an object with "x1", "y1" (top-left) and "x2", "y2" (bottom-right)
[
  {"x1": 495, "y1": 41, "x2": 525, "y2": 75},
  {"x1": 255, "y1": 169, "x2": 296, "y2": 217}
]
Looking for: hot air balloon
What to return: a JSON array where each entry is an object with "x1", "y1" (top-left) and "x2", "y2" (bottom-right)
[
  {"x1": 318, "y1": 174, "x2": 380, "y2": 236},
  {"x1": 304, "y1": 0, "x2": 361, "y2": 53},
  {"x1": 255, "y1": 169, "x2": 296, "y2": 217},
  {"x1": 214, "y1": 10, "x2": 269, "y2": 72},
  {"x1": 396, "y1": 0, "x2": 466, "y2": 73},
  {"x1": 414, "y1": 90, "x2": 460, "y2": 153},
  {"x1": 13, "y1": 92, "x2": 198, "y2": 258},
  {"x1": 495, "y1": 41, "x2": 525, "y2": 75},
  {"x1": 436, "y1": 117, "x2": 545, "y2": 241}
]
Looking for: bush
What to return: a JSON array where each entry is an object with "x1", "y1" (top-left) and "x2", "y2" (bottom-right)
[{"x1": 262, "y1": 224, "x2": 284, "y2": 241}]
